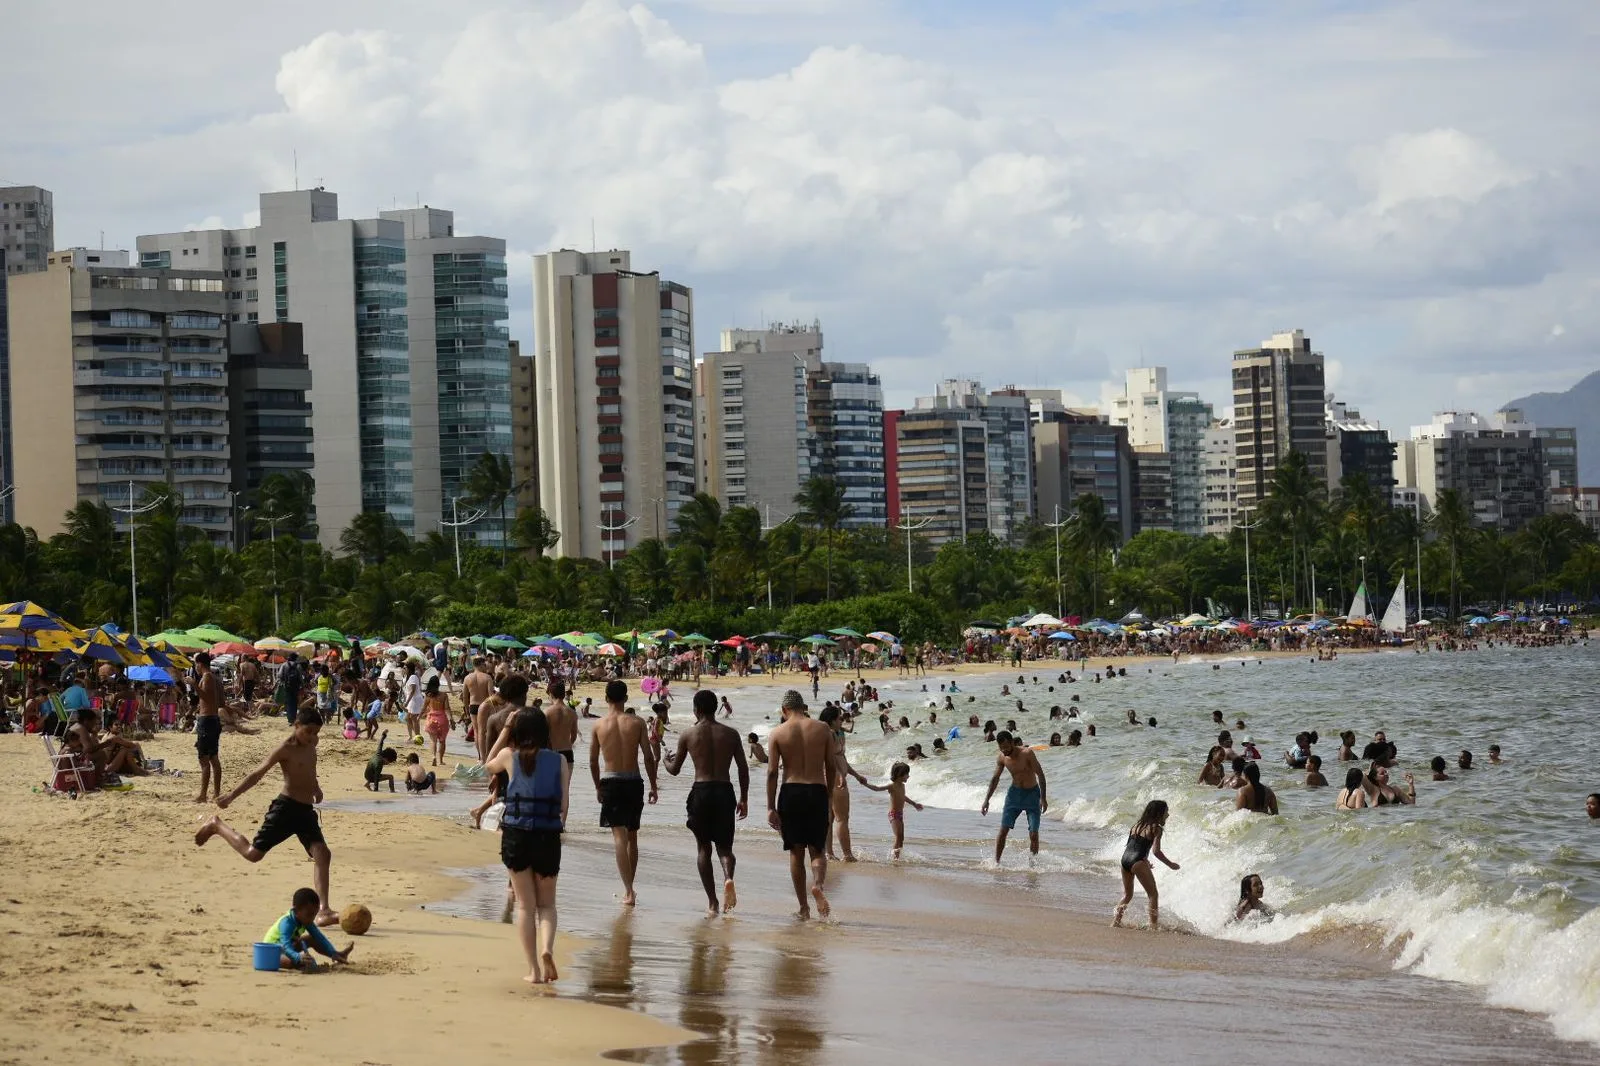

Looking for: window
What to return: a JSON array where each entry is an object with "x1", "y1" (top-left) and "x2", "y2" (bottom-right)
[
  {"x1": 109, "y1": 310, "x2": 154, "y2": 327},
  {"x1": 244, "y1": 245, "x2": 257, "y2": 258},
  {"x1": 721, "y1": 369, "x2": 742, "y2": 380},
  {"x1": 245, "y1": 267, "x2": 257, "y2": 279},
  {"x1": 245, "y1": 289, "x2": 258, "y2": 303},
  {"x1": 228, "y1": 269, "x2": 241, "y2": 279},
  {"x1": 723, "y1": 405, "x2": 742, "y2": 417}
]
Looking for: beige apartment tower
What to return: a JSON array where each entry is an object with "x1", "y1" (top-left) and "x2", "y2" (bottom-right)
[
  {"x1": 533, "y1": 249, "x2": 695, "y2": 561},
  {"x1": 1231, "y1": 329, "x2": 1328, "y2": 517},
  {"x1": 8, "y1": 251, "x2": 231, "y2": 540}
]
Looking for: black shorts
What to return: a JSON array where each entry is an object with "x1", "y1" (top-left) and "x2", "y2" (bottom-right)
[
  {"x1": 251, "y1": 795, "x2": 325, "y2": 855},
  {"x1": 195, "y1": 715, "x2": 222, "y2": 758},
  {"x1": 242, "y1": 680, "x2": 257, "y2": 702},
  {"x1": 777, "y1": 782, "x2": 829, "y2": 852},
  {"x1": 405, "y1": 771, "x2": 436, "y2": 792},
  {"x1": 501, "y1": 826, "x2": 562, "y2": 877},
  {"x1": 559, "y1": 749, "x2": 574, "y2": 765},
  {"x1": 686, "y1": 781, "x2": 737, "y2": 849},
  {"x1": 598, "y1": 776, "x2": 645, "y2": 831}
]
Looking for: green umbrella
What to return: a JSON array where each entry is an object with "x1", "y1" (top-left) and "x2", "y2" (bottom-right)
[
  {"x1": 468, "y1": 634, "x2": 487, "y2": 647},
  {"x1": 151, "y1": 629, "x2": 211, "y2": 651},
  {"x1": 680, "y1": 633, "x2": 714, "y2": 646},
  {"x1": 827, "y1": 627, "x2": 865, "y2": 639},
  {"x1": 583, "y1": 632, "x2": 609, "y2": 644},
  {"x1": 802, "y1": 634, "x2": 837, "y2": 646},
  {"x1": 293, "y1": 626, "x2": 349, "y2": 645},
  {"x1": 565, "y1": 633, "x2": 601, "y2": 648},
  {"x1": 188, "y1": 623, "x2": 247, "y2": 645},
  {"x1": 359, "y1": 636, "x2": 388, "y2": 648},
  {"x1": 485, "y1": 636, "x2": 527, "y2": 650}
]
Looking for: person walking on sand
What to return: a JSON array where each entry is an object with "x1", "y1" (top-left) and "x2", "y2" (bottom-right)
[
  {"x1": 590, "y1": 680, "x2": 658, "y2": 906},
  {"x1": 766, "y1": 690, "x2": 836, "y2": 920},
  {"x1": 980, "y1": 731, "x2": 1048, "y2": 863},
  {"x1": 464, "y1": 657, "x2": 495, "y2": 761},
  {"x1": 485, "y1": 706, "x2": 570, "y2": 984},
  {"x1": 663, "y1": 689, "x2": 750, "y2": 917},
  {"x1": 820, "y1": 705, "x2": 862, "y2": 863},
  {"x1": 544, "y1": 678, "x2": 579, "y2": 766},
  {"x1": 193, "y1": 652, "x2": 223, "y2": 804},
  {"x1": 195, "y1": 708, "x2": 340, "y2": 928},
  {"x1": 1113, "y1": 799, "x2": 1179, "y2": 929},
  {"x1": 422, "y1": 676, "x2": 451, "y2": 767}
]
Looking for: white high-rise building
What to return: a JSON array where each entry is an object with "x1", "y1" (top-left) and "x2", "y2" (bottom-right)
[
  {"x1": 697, "y1": 324, "x2": 820, "y2": 521},
  {"x1": 533, "y1": 249, "x2": 695, "y2": 559},
  {"x1": 1107, "y1": 367, "x2": 1212, "y2": 536},
  {"x1": 1202, "y1": 417, "x2": 1237, "y2": 536}
]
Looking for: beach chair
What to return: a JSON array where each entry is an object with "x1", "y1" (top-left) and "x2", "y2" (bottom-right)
[{"x1": 42, "y1": 734, "x2": 97, "y2": 793}]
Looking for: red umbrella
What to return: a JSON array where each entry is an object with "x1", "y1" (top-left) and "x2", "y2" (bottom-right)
[
  {"x1": 718, "y1": 635, "x2": 746, "y2": 647},
  {"x1": 209, "y1": 641, "x2": 258, "y2": 657}
]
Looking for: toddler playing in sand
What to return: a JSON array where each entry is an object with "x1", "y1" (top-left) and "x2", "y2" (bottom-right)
[
  {"x1": 265, "y1": 888, "x2": 353, "y2": 972},
  {"x1": 858, "y1": 761, "x2": 924, "y2": 859}
]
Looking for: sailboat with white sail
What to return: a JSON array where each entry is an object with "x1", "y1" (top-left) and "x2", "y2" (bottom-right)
[
  {"x1": 1380, "y1": 576, "x2": 1408, "y2": 634},
  {"x1": 1346, "y1": 583, "x2": 1369, "y2": 623}
]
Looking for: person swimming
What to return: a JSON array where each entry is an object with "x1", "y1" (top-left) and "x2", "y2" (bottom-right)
[{"x1": 1233, "y1": 873, "x2": 1274, "y2": 921}]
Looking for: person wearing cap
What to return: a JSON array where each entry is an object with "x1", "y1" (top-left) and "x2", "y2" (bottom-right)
[
  {"x1": 1240, "y1": 736, "x2": 1262, "y2": 761},
  {"x1": 766, "y1": 690, "x2": 835, "y2": 919}
]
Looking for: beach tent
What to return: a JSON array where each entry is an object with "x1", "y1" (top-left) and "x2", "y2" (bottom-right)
[
  {"x1": 1047, "y1": 631, "x2": 1077, "y2": 641},
  {"x1": 1019, "y1": 613, "x2": 1063, "y2": 629}
]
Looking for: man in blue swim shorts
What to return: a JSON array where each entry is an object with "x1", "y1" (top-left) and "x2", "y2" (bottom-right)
[{"x1": 980, "y1": 731, "x2": 1048, "y2": 863}]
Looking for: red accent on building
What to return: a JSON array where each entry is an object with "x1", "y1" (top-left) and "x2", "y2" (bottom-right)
[
  {"x1": 884, "y1": 409, "x2": 902, "y2": 526},
  {"x1": 591, "y1": 273, "x2": 618, "y2": 308},
  {"x1": 599, "y1": 491, "x2": 625, "y2": 504},
  {"x1": 599, "y1": 471, "x2": 623, "y2": 483},
  {"x1": 597, "y1": 414, "x2": 622, "y2": 426}
]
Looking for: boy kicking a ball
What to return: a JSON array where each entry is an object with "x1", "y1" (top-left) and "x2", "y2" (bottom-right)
[
  {"x1": 196, "y1": 708, "x2": 340, "y2": 928},
  {"x1": 266, "y1": 888, "x2": 353, "y2": 972}
]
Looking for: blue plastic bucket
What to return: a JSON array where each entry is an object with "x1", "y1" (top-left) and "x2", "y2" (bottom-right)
[{"x1": 252, "y1": 942, "x2": 282, "y2": 971}]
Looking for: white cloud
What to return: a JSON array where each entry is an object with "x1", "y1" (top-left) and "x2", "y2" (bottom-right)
[{"x1": 4, "y1": 0, "x2": 1598, "y2": 428}]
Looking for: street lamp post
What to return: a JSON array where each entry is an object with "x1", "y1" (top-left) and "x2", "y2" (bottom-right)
[
  {"x1": 647, "y1": 496, "x2": 666, "y2": 542},
  {"x1": 1358, "y1": 554, "x2": 1368, "y2": 615},
  {"x1": 760, "y1": 506, "x2": 793, "y2": 610},
  {"x1": 1042, "y1": 505, "x2": 1078, "y2": 620},
  {"x1": 110, "y1": 480, "x2": 162, "y2": 635},
  {"x1": 597, "y1": 514, "x2": 638, "y2": 570},
  {"x1": 1239, "y1": 514, "x2": 1262, "y2": 621},
  {"x1": 258, "y1": 511, "x2": 290, "y2": 633},
  {"x1": 441, "y1": 496, "x2": 488, "y2": 578},
  {"x1": 894, "y1": 507, "x2": 933, "y2": 595}
]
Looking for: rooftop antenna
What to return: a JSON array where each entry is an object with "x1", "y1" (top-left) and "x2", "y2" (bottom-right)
[
  {"x1": 590, "y1": 219, "x2": 596, "y2": 252},
  {"x1": 293, "y1": 149, "x2": 299, "y2": 190}
]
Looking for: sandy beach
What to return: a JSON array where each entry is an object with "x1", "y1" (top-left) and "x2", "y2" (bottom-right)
[{"x1": 0, "y1": 728, "x2": 688, "y2": 1066}]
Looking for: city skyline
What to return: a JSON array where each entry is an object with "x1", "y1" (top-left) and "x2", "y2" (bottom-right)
[{"x1": 5, "y1": 0, "x2": 1597, "y2": 433}]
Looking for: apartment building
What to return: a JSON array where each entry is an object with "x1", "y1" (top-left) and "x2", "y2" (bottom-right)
[
  {"x1": 1232, "y1": 329, "x2": 1328, "y2": 517},
  {"x1": 1107, "y1": 367, "x2": 1211, "y2": 535}
]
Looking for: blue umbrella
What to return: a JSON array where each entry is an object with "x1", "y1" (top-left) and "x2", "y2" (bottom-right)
[
  {"x1": 540, "y1": 638, "x2": 577, "y2": 652},
  {"x1": 1048, "y1": 631, "x2": 1077, "y2": 641},
  {"x1": 128, "y1": 665, "x2": 172, "y2": 683},
  {"x1": 1468, "y1": 616, "x2": 1490, "y2": 625}
]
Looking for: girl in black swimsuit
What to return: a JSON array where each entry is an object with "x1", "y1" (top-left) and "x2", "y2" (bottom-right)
[{"x1": 1114, "y1": 800, "x2": 1180, "y2": 930}]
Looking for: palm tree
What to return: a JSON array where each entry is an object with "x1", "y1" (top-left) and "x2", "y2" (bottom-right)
[
  {"x1": 672, "y1": 493, "x2": 724, "y2": 602},
  {"x1": 713, "y1": 505, "x2": 764, "y2": 602},
  {"x1": 621, "y1": 538, "x2": 674, "y2": 613},
  {"x1": 253, "y1": 471, "x2": 316, "y2": 541},
  {"x1": 1429, "y1": 488, "x2": 1474, "y2": 619},
  {"x1": 464, "y1": 450, "x2": 515, "y2": 563},
  {"x1": 1065, "y1": 493, "x2": 1117, "y2": 615},
  {"x1": 511, "y1": 507, "x2": 561, "y2": 557},
  {"x1": 62, "y1": 499, "x2": 119, "y2": 581},
  {"x1": 339, "y1": 511, "x2": 409, "y2": 566},
  {"x1": 794, "y1": 476, "x2": 853, "y2": 601}
]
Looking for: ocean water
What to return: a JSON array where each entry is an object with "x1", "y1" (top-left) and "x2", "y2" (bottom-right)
[{"x1": 800, "y1": 642, "x2": 1600, "y2": 1046}]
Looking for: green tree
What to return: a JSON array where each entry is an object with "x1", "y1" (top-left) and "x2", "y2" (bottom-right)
[
  {"x1": 464, "y1": 450, "x2": 515, "y2": 563},
  {"x1": 1430, "y1": 488, "x2": 1474, "y2": 618},
  {"x1": 339, "y1": 511, "x2": 410, "y2": 566},
  {"x1": 1065, "y1": 493, "x2": 1117, "y2": 615},
  {"x1": 511, "y1": 507, "x2": 561, "y2": 557},
  {"x1": 794, "y1": 476, "x2": 853, "y2": 601},
  {"x1": 252, "y1": 471, "x2": 317, "y2": 541}
]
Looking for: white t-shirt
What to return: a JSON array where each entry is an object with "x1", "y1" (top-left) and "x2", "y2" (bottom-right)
[{"x1": 404, "y1": 675, "x2": 423, "y2": 714}]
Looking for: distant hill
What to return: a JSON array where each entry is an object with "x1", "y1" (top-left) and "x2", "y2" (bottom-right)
[{"x1": 1503, "y1": 369, "x2": 1600, "y2": 486}]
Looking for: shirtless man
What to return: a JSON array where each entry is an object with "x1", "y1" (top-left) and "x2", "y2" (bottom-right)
[
  {"x1": 980, "y1": 731, "x2": 1048, "y2": 863},
  {"x1": 464, "y1": 657, "x2": 496, "y2": 761},
  {"x1": 195, "y1": 708, "x2": 339, "y2": 928},
  {"x1": 663, "y1": 690, "x2": 750, "y2": 916},
  {"x1": 544, "y1": 678, "x2": 579, "y2": 766},
  {"x1": 481, "y1": 675, "x2": 531, "y2": 761},
  {"x1": 194, "y1": 652, "x2": 224, "y2": 803},
  {"x1": 590, "y1": 680, "x2": 658, "y2": 906},
  {"x1": 766, "y1": 690, "x2": 836, "y2": 919},
  {"x1": 237, "y1": 655, "x2": 260, "y2": 706}
]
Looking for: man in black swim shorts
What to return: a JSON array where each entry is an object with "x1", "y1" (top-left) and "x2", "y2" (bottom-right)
[
  {"x1": 590, "y1": 680, "x2": 658, "y2": 906},
  {"x1": 664, "y1": 690, "x2": 750, "y2": 916},
  {"x1": 765, "y1": 691, "x2": 836, "y2": 920}
]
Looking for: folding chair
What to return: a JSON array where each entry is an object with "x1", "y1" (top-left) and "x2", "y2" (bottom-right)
[{"x1": 42, "y1": 734, "x2": 96, "y2": 793}]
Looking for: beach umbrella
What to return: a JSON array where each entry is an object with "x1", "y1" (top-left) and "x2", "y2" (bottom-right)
[
  {"x1": 209, "y1": 641, "x2": 258, "y2": 657},
  {"x1": 867, "y1": 631, "x2": 897, "y2": 642},
  {"x1": 362, "y1": 641, "x2": 391, "y2": 659},
  {"x1": 357, "y1": 636, "x2": 389, "y2": 649},
  {"x1": 187, "y1": 622, "x2": 247, "y2": 645},
  {"x1": 753, "y1": 632, "x2": 794, "y2": 642},
  {"x1": 0, "y1": 626, "x2": 84, "y2": 654},
  {"x1": 717, "y1": 636, "x2": 746, "y2": 648},
  {"x1": 565, "y1": 633, "x2": 601, "y2": 648},
  {"x1": 540, "y1": 638, "x2": 577, "y2": 652},
  {"x1": 148, "y1": 629, "x2": 210, "y2": 651},
  {"x1": 399, "y1": 632, "x2": 434, "y2": 649},
  {"x1": 386, "y1": 644, "x2": 427, "y2": 664},
  {"x1": 127, "y1": 664, "x2": 172, "y2": 683},
  {"x1": 1019, "y1": 613, "x2": 1063, "y2": 629},
  {"x1": 1468, "y1": 616, "x2": 1489, "y2": 626},
  {"x1": 255, "y1": 636, "x2": 293, "y2": 651},
  {"x1": 293, "y1": 626, "x2": 348, "y2": 645},
  {"x1": 651, "y1": 629, "x2": 679, "y2": 641},
  {"x1": 1048, "y1": 631, "x2": 1077, "y2": 641},
  {"x1": 595, "y1": 642, "x2": 628, "y2": 657},
  {"x1": 612, "y1": 630, "x2": 648, "y2": 642},
  {"x1": 0, "y1": 603, "x2": 85, "y2": 640},
  {"x1": 827, "y1": 627, "x2": 865, "y2": 639},
  {"x1": 966, "y1": 620, "x2": 1003, "y2": 631},
  {"x1": 802, "y1": 634, "x2": 837, "y2": 646},
  {"x1": 522, "y1": 646, "x2": 558, "y2": 658},
  {"x1": 145, "y1": 638, "x2": 193, "y2": 667},
  {"x1": 71, "y1": 628, "x2": 145, "y2": 665},
  {"x1": 484, "y1": 635, "x2": 527, "y2": 650},
  {"x1": 680, "y1": 633, "x2": 714, "y2": 646}
]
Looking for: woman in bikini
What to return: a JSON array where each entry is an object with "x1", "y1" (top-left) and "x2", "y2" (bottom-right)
[
  {"x1": 1114, "y1": 800, "x2": 1180, "y2": 929},
  {"x1": 1196, "y1": 745, "x2": 1225, "y2": 786},
  {"x1": 1362, "y1": 763, "x2": 1416, "y2": 806},
  {"x1": 1335, "y1": 767, "x2": 1368, "y2": 809},
  {"x1": 1235, "y1": 762, "x2": 1278, "y2": 814}
]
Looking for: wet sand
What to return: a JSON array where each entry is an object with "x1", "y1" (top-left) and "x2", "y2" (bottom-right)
[{"x1": 437, "y1": 792, "x2": 1600, "y2": 1066}]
